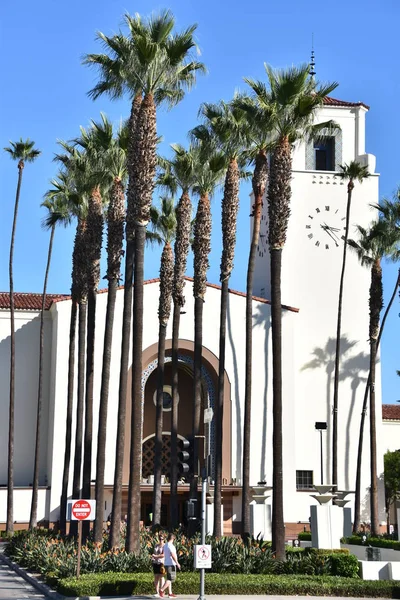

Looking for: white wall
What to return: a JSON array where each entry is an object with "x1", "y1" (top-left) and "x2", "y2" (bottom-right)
[
  {"x1": 0, "y1": 488, "x2": 48, "y2": 523},
  {"x1": 0, "y1": 309, "x2": 52, "y2": 489}
]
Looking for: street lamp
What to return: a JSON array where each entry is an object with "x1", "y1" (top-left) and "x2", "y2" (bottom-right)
[{"x1": 315, "y1": 422, "x2": 327, "y2": 484}]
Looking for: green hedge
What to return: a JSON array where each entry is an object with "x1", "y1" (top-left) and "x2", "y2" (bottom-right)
[
  {"x1": 57, "y1": 572, "x2": 400, "y2": 598},
  {"x1": 298, "y1": 531, "x2": 312, "y2": 541},
  {"x1": 343, "y1": 536, "x2": 400, "y2": 551}
]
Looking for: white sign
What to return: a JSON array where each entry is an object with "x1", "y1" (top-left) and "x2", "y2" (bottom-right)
[
  {"x1": 194, "y1": 544, "x2": 212, "y2": 569},
  {"x1": 67, "y1": 499, "x2": 96, "y2": 521},
  {"x1": 204, "y1": 408, "x2": 214, "y2": 424}
]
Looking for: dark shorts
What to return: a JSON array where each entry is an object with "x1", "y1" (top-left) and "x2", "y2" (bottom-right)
[
  {"x1": 152, "y1": 563, "x2": 163, "y2": 575},
  {"x1": 166, "y1": 565, "x2": 176, "y2": 581}
]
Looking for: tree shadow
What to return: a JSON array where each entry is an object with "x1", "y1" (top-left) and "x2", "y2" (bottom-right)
[
  {"x1": 227, "y1": 297, "x2": 242, "y2": 482},
  {"x1": 301, "y1": 337, "x2": 366, "y2": 483},
  {"x1": 253, "y1": 303, "x2": 270, "y2": 482}
]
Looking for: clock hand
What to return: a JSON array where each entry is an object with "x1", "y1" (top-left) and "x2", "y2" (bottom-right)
[{"x1": 321, "y1": 224, "x2": 339, "y2": 246}]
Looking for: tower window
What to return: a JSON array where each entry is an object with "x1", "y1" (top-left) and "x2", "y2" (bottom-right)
[
  {"x1": 296, "y1": 470, "x2": 314, "y2": 490},
  {"x1": 314, "y1": 138, "x2": 334, "y2": 171}
]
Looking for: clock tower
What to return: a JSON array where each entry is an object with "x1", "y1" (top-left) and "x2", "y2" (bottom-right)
[{"x1": 252, "y1": 97, "x2": 383, "y2": 523}]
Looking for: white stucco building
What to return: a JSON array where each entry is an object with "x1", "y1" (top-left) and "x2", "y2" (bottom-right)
[{"x1": 0, "y1": 95, "x2": 397, "y2": 536}]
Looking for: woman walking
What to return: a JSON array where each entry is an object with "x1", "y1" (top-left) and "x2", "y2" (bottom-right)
[
  {"x1": 160, "y1": 533, "x2": 181, "y2": 598},
  {"x1": 152, "y1": 533, "x2": 165, "y2": 597}
]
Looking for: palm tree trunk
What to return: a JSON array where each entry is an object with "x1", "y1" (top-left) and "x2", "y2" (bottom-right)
[
  {"x1": 215, "y1": 157, "x2": 239, "y2": 538},
  {"x1": 214, "y1": 278, "x2": 228, "y2": 537},
  {"x1": 7, "y1": 163, "x2": 24, "y2": 535},
  {"x1": 109, "y1": 95, "x2": 141, "y2": 550},
  {"x1": 70, "y1": 301, "x2": 87, "y2": 538},
  {"x1": 127, "y1": 224, "x2": 146, "y2": 554},
  {"x1": 369, "y1": 259, "x2": 383, "y2": 536},
  {"x1": 153, "y1": 322, "x2": 167, "y2": 526},
  {"x1": 353, "y1": 269, "x2": 400, "y2": 532},
  {"x1": 270, "y1": 248, "x2": 285, "y2": 558},
  {"x1": 170, "y1": 303, "x2": 180, "y2": 528},
  {"x1": 82, "y1": 289, "x2": 96, "y2": 540},
  {"x1": 94, "y1": 279, "x2": 118, "y2": 543},
  {"x1": 29, "y1": 225, "x2": 55, "y2": 529},
  {"x1": 59, "y1": 300, "x2": 78, "y2": 535},
  {"x1": 332, "y1": 182, "x2": 354, "y2": 486},
  {"x1": 241, "y1": 195, "x2": 262, "y2": 538},
  {"x1": 109, "y1": 239, "x2": 134, "y2": 549},
  {"x1": 192, "y1": 295, "x2": 204, "y2": 501}
]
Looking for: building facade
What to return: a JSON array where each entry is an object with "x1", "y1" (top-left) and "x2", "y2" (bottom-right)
[{"x1": 0, "y1": 96, "x2": 396, "y2": 535}]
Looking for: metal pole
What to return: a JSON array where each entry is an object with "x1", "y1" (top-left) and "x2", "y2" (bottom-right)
[
  {"x1": 320, "y1": 430, "x2": 324, "y2": 485},
  {"x1": 198, "y1": 467, "x2": 207, "y2": 600},
  {"x1": 76, "y1": 520, "x2": 82, "y2": 578}
]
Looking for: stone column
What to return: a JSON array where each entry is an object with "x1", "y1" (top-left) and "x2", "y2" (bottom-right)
[
  {"x1": 310, "y1": 504, "x2": 343, "y2": 549},
  {"x1": 250, "y1": 485, "x2": 272, "y2": 540}
]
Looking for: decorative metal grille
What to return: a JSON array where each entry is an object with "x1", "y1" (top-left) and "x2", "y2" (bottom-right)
[
  {"x1": 142, "y1": 435, "x2": 172, "y2": 479},
  {"x1": 305, "y1": 128, "x2": 342, "y2": 171}
]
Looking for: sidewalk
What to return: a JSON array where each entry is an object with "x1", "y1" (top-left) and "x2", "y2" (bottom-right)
[{"x1": 0, "y1": 561, "x2": 45, "y2": 599}]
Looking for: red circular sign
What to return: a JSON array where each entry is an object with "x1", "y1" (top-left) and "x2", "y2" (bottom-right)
[{"x1": 72, "y1": 499, "x2": 92, "y2": 520}]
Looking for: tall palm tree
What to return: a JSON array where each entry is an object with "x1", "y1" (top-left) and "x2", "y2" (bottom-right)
[
  {"x1": 84, "y1": 10, "x2": 205, "y2": 553},
  {"x1": 147, "y1": 197, "x2": 177, "y2": 527},
  {"x1": 44, "y1": 170, "x2": 88, "y2": 535},
  {"x1": 4, "y1": 138, "x2": 41, "y2": 534},
  {"x1": 348, "y1": 220, "x2": 400, "y2": 535},
  {"x1": 258, "y1": 65, "x2": 337, "y2": 558},
  {"x1": 29, "y1": 193, "x2": 71, "y2": 529},
  {"x1": 93, "y1": 119, "x2": 128, "y2": 544},
  {"x1": 352, "y1": 195, "x2": 400, "y2": 532},
  {"x1": 331, "y1": 161, "x2": 370, "y2": 487},
  {"x1": 191, "y1": 147, "x2": 226, "y2": 503},
  {"x1": 192, "y1": 102, "x2": 249, "y2": 536},
  {"x1": 232, "y1": 91, "x2": 275, "y2": 540},
  {"x1": 157, "y1": 144, "x2": 197, "y2": 527}
]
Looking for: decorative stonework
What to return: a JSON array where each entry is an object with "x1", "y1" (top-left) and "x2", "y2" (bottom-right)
[{"x1": 141, "y1": 354, "x2": 216, "y2": 476}]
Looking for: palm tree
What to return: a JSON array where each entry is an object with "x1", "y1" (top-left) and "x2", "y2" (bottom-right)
[
  {"x1": 157, "y1": 144, "x2": 197, "y2": 527},
  {"x1": 146, "y1": 197, "x2": 177, "y2": 527},
  {"x1": 43, "y1": 171, "x2": 88, "y2": 535},
  {"x1": 192, "y1": 101, "x2": 248, "y2": 537},
  {"x1": 352, "y1": 195, "x2": 400, "y2": 532},
  {"x1": 331, "y1": 161, "x2": 370, "y2": 487},
  {"x1": 191, "y1": 147, "x2": 226, "y2": 504},
  {"x1": 4, "y1": 138, "x2": 41, "y2": 534},
  {"x1": 232, "y1": 91, "x2": 275, "y2": 540},
  {"x1": 84, "y1": 10, "x2": 205, "y2": 553},
  {"x1": 348, "y1": 220, "x2": 400, "y2": 535},
  {"x1": 260, "y1": 64, "x2": 337, "y2": 558},
  {"x1": 85, "y1": 11, "x2": 204, "y2": 552},
  {"x1": 93, "y1": 119, "x2": 128, "y2": 544},
  {"x1": 29, "y1": 192, "x2": 71, "y2": 529}
]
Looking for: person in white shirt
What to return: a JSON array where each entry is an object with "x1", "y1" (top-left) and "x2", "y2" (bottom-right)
[{"x1": 159, "y1": 533, "x2": 180, "y2": 598}]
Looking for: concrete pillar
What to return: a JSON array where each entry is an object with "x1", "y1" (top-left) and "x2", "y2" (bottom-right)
[
  {"x1": 310, "y1": 504, "x2": 343, "y2": 549},
  {"x1": 250, "y1": 485, "x2": 272, "y2": 541},
  {"x1": 206, "y1": 494, "x2": 223, "y2": 536},
  {"x1": 343, "y1": 507, "x2": 352, "y2": 538}
]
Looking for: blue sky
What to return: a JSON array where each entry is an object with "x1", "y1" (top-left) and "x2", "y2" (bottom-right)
[{"x1": 0, "y1": 0, "x2": 399, "y2": 403}]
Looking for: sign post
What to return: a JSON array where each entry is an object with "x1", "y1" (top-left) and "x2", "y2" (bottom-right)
[
  {"x1": 68, "y1": 499, "x2": 96, "y2": 577},
  {"x1": 193, "y1": 467, "x2": 211, "y2": 600}
]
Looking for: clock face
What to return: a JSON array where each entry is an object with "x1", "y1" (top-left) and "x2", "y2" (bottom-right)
[{"x1": 305, "y1": 205, "x2": 346, "y2": 249}]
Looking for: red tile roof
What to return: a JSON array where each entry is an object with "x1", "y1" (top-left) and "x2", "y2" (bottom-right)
[
  {"x1": 0, "y1": 293, "x2": 68, "y2": 311},
  {"x1": 323, "y1": 96, "x2": 370, "y2": 110},
  {"x1": 382, "y1": 404, "x2": 400, "y2": 421},
  {"x1": 0, "y1": 278, "x2": 299, "y2": 313}
]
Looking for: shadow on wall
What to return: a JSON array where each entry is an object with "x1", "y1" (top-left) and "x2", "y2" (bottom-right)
[
  {"x1": 253, "y1": 304, "x2": 270, "y2": 483},
  {"x1": 302, "y1": 337, "x2": 368, "y2": 485},
  {"x1": 0, "y1": 316, "x2": 50, "y2": 487},
  {"x1": 227, "y1": 298, "x2": 242, "y2": 483}
]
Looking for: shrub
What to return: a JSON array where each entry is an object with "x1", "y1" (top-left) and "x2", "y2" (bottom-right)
[
  {"x1": 57, "y1": 572, "x2": 400, "y2": 598},
  {"x1": 298, "y1": 531, "x2": 312, "y2": 541},
  {"x1": 343, "y1": 536, "x2": 400, "y2": 551}
]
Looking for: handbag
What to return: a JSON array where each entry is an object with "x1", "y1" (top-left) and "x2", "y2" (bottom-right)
[{"x1": 160, "y1": 565, "x2": 166, "y2": 575}]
